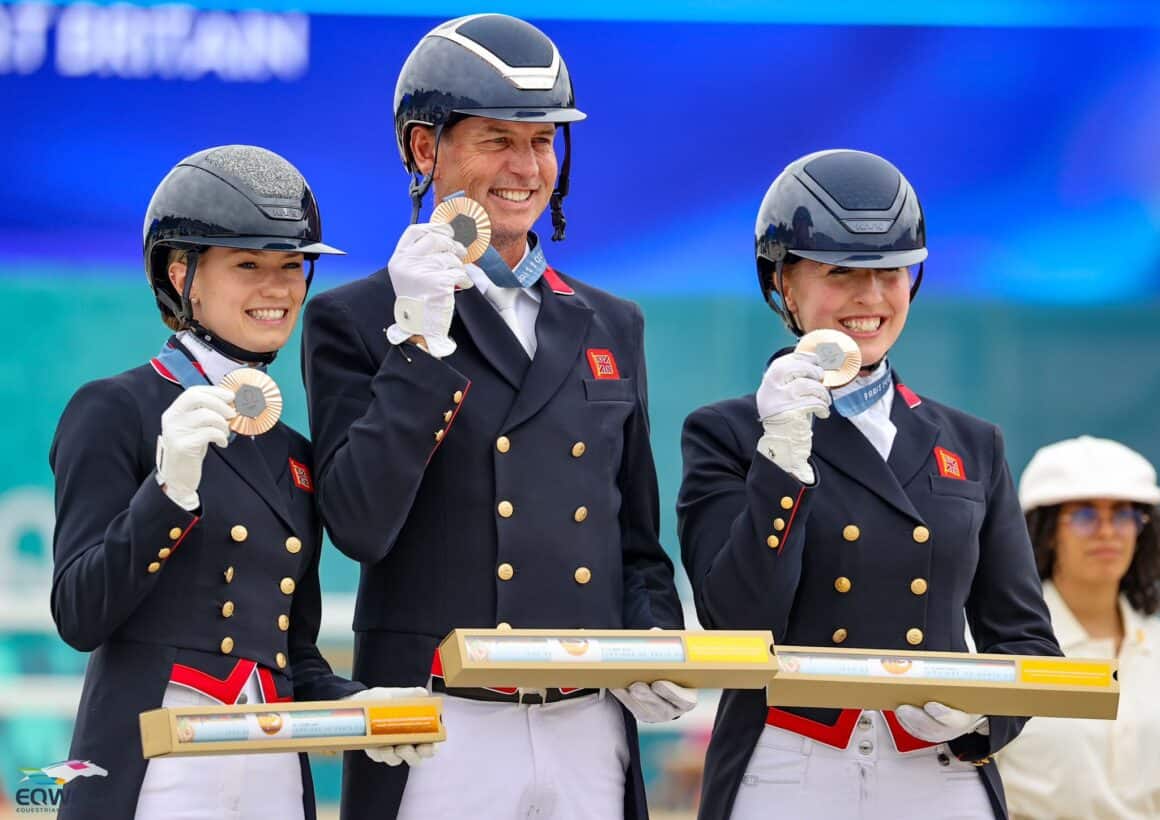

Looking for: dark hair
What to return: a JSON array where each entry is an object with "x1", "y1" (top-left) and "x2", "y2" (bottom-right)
[{"x1": 1026, "y1": 502, "x2": 1160, "y2": 615}]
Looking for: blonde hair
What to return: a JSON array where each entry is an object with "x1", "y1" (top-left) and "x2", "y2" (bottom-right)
[{"x1": 160, "y1": 248, "x2": 189, "y2": 331}]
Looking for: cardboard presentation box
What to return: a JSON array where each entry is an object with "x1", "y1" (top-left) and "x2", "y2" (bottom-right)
[
  {"x1": 140, "y1": 697, "x2": 445, "y2": 758},
  {"x1": 438, "y1": 629, "x2": 778, "y2": 689},
  {"x1": 766, "y1": 646, "x2": 1119, "y2": 719}
]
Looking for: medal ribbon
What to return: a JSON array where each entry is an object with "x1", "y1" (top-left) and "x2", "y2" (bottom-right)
[
  {"x1": 832, "y1": 367, "x2": 892, "y2": 418},
  {"x1": 156, "y1": 340, "x2": 212, "y2": 389},
  {"x1": 443, "y1": 191, "x2": 547, "y2": 289}
]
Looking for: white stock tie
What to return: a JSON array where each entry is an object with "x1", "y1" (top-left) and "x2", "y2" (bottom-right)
[{"x1": 488, "y1": 286, "x2": 532, "y2": 358}]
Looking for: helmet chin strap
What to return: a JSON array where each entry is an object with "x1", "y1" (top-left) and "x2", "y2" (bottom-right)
[
  {"x1": 169, "y1": 247, "x2": 277, "y2": 365},
  {"x1": 549, "y1": 123, "x2": 572, "y2": 242},
  {"x1": 408, "y1": 124, "x2": 446, "y2": 224},
  {"x1": 187, "y1": 321, "x2": 277, "y2": 366},
  {"x1": 407, "y1": 120, "x2": 574, "y2": 243},
  {"x1": 773, "y1": 257, "x2": 805, "y2": 336}
]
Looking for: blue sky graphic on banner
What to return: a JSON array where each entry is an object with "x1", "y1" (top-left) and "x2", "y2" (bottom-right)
[{"x1": 1, "y1": 2, "x2": 1158, "y2": 303}]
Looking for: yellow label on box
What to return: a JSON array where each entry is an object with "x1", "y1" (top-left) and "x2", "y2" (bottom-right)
[
  {"x1": 685, "y1": 634, "x2": 771, "y2": 664},
  {"x1": 1019, "y1": 658, "x2": 1113, "y2": 688},
  {"x1": 366, "y1": 704, "x2": 441, "y2": 736}
]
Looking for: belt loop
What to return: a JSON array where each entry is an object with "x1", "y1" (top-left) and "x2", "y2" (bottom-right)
[{"x1": 517, "y1": 687, "x2": 547, "y2": 705}]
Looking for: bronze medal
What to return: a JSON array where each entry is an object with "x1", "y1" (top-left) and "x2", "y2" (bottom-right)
[
  {"x1": 431, "y1": 196, "x2": 492, "y2": 264},
  {"x1": 795, "y1": 329, "x2": 861, "y2": 388},
  {"x1": 220, "y1": 368, "x2": 282, "y2": 436}
]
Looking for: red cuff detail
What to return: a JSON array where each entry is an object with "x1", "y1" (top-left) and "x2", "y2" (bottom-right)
[
  {"x1": 778, "y1": 486, "x2": 808, "y2": 554},
  {"x1": 168, "y1": 515, "x2": 200, "y2": 557},
  {"x1": 427, "y1": 380, "x2": 471, "y2": 465}
]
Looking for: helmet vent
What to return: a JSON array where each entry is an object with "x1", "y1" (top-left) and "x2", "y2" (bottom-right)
[
  {"x1": 804, "y1": 152, "x2": 899, "y2": 211},
  {"x1": 198, "y1": 145, "x2": 305, "y2": 201},
  {"x1": 457, "y1": 15, "x2": 554, "y2": 68}
]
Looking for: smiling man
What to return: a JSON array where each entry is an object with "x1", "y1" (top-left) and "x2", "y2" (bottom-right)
[{"x1": 301, "y1": 14, "x2": 689, "y2": 820}]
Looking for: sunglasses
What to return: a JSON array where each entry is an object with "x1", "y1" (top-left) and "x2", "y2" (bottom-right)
[{"x1": 1063, "y1": 504, "x2": 1149, "y2": 537}]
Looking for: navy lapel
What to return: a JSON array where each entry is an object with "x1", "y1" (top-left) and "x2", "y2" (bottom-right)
[
  {"x1": 211, "y1": 430, "x2": 296, "y2": 531},
  {"x1": 502, "y1": 276, "x2": 594, "y2": 432},
  {"x1": 149, "y1": 341, "x2": 296, "y2": 529},
  {"x1": 812, "y1": 412, "x2": 924, "y2": 522},
  {"x1": 886, "y1": 379, "x2": 940, "y2": 491},
  {"x1": 451, "y1": 285, "x2": 531, "y2": 390}
]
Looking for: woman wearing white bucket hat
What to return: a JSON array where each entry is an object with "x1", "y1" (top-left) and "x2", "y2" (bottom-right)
[{"x1": 997, "y1": 435, "x2": 1160, "y2": 819}]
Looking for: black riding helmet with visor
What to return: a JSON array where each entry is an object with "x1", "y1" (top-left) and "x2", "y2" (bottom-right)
[
  {"x1": 755, "y1": 149, "x2": 927, "y2": 336},
  {"x1": 393, "y1": 14, "x2": 586, "y2": 240},
  {"x1": 143, "y1": 145, "x2": 344, "y2": 363}
]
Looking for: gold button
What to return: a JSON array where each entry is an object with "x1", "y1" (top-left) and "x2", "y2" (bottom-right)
[
  {"x1": 834, "y1": 576, "x2": 852, "y2": 594},
  {"x1": 773, "y1": 518, "x2": 786, "y2": 532},
  {"x1": 434, "y1": 429, "x2": 445, "y2": 443},
  {"x1": 147, "y1": 561, "x2": 161, "y2": 574},
  {"x1": 220, "y1": 637, "x2": 234, "y2": 654},
  {"x1": 224, "y1": 566, "x2": 235, "y2": 584},
  {"x1": 276, "y1": 652, "x2": 287, "y2": 669},
  {"x1": 168, "y1": 527, "x2": 183, "y2": 540},
  {"x1": 571, "y1": 442, "x2": 586, "y2": 458},
  {"x1": 843, "y1": 525, "x2": 861, "y2": 542},
  {"x1": 913, "y1": 526, "x2": 930, "y2": 544},
  {"x1": 230, "y1": 525, "x2": 248, "y2": 543},
  {"x1": 907, "y1": 628, "x2": 924, "y2": 645},
  {"x1": 497, "y1": 563, "x2": 514, "y2": 581},
  {"x1": 443, "y1": 410, "x2": 453, "y2": 423},
  {"x1": 780, "y1": 496, "x2": 795, "y2": 510},
  {"x1": 285, "y1": 536, "x2": 302, "y2": 555},
  {"x1": 574, "y1": 566, "x2": 592, "y2": 585},
  {"x1": 498, "y1": 500, "x2": 514, "y2": 518},
  {"x1": 496, "y1": 622, "x2": 512, "y2": 631},
  {"x1": 280, "y1": 577, "x2": 296, "y2": 595},
  {"x1": 496, "y1": 436, "x2": 511, "y2": 453},
  {"x1": 832, "y1": 628, "x2": 848, "y2": 644},
  {"x1": 910, "y1": 578, "x2": 928, "y2": 596},
  {"x1": 158, "y1": 548, "x2": 172, "y2": 559},
  {"x1": 278, "y1": 614, "x2": 290, "y2": 631},
  {"x1": 221, "y1": 601, "x2": 235, "y2": 618},
  {"x1": 573, "y1": 506, "x2": 589, "y2": 523},
  {"x1": 766, "y1": 535, "x2": 780, "y2": 549},
  {"x1": 453, "y1": 390, "x2": 464, "y2": 405}
]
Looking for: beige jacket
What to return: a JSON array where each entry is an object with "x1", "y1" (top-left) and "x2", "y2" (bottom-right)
[{"x1": 997, "y1": 581, "x2": 1160, "y2": 819}]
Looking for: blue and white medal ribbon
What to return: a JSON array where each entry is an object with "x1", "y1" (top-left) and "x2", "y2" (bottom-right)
[
  {"x1": 832, "y1": 367, "x2": 892, "y2": 418},
  {"x1": 156, "y1": 340, "x2": 212, "y2": 389}
]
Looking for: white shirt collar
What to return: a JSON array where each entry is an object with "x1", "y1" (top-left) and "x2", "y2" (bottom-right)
[
  {"x1": 464, "y1": 242, "x2": 542, "y2": 305},
  {"x1": 176, "y1": 330, "x2": 249, "y2": 387}
]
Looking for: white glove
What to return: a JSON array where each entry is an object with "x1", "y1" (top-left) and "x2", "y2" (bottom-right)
[
  {"x1": 895, "y1": 701, "x2": 990, "y2": 743},
  {"x1": 155, "y1": 385, "x2": 235, "y2": 511},
  {"x1": 385, "y1": 222, "x2": 473, "y2": 359},
  {"x1": 755, "y1": 352, "x2": 832, "y2": 484},
  {"x1": 345, "y1": 686, "x2": 437, "y2": 766},
  {"x1": 611, "y1": 680, "x2": 697, "y2": 724}
]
